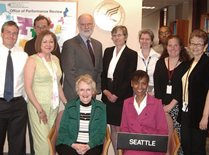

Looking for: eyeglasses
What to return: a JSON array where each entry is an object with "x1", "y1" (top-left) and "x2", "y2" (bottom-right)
[
  {"x1": 36, "y1": 25, "x2": 47, "y2": 29},
  {"x1": 159, "y1": 31, "x2": 170, "y2": 35},
  {"x1": 112, "y1": 34, "x2": 124, "y2": 38},
  {"x1": 80, "y1": 23, "x2": 93, "y2": 27},
  {"x1": 189, "y1": 43, "x2": 204, "y2": 47}
]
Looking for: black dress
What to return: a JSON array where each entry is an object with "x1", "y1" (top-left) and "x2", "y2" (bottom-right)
[
  {"x1": 101, "y1": 46, "x2": 137, "y2": 126},
  {"x1": 154, "y1": 58, "x2": 188, "y2": 155}
]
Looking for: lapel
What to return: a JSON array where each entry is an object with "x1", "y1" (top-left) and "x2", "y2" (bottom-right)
[
  {"x1": 128, "y1": 95, "x2": 154, "y2": 122},
  {"x1": 105, "y1": 48, "x2": 114, "y2": 72},
  {"x1": 77, "y1": 35, "x2": 94, "y2": 67},
  {"x1": 113, "y1": 46, "x2": 127, "y2": 76}
]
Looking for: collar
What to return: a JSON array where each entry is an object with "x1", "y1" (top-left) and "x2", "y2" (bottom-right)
[
  {"x1": 138, "y1": 48, "x2": 159, "y2": 59},
  {"x1": 1, "y1": 44, "x2": 15, "y2": 54},
  {"x1": 79, "y1": 33, "x2": 91, "y2": 43},
  {"x1": 80, "y1": 100, "x2": 92, "y2": 107}
]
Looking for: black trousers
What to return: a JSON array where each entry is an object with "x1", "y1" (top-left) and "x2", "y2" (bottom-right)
[
  {"x1": 56, "y1": 144, "x2": 103, "y2": 155},
  {"x1": 0, "y1": 97, "x2": 27, "y2": 155},
  {"x1": 181, "y1": 112, "x2": 208, "y2": 155}
]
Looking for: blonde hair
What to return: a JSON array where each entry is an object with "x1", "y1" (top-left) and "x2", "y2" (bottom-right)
[{"x1": 75, "y1": 74, "x2": 96, "y2": 93}]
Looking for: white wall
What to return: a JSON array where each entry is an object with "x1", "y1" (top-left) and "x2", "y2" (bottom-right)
[{"x1": 142, "y1": 11, "x2": 160, "y2": 46}]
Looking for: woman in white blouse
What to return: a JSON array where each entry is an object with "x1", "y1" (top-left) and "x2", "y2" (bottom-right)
[
  {"x1": 101, "y1": 25, "x2": 137, "y2": 155},
  {"x1": 137, "y1": 29, "x2": 160, "y2": 95}
]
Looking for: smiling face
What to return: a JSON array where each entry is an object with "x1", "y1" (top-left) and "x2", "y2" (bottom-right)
[
  {"x1": 78, "y1": 14, "x2": 95, "y2": 39},
  {"x1": 139, "y1": 33, "x2": 153, "y2": 49},
  {"x1": 131, "y1": 77, "x2": 148, "y2": 98},
  {"x1": 40, "y1": 34, "x2": 54, "y2": 54},
  {"x1": 189, "y1": 36, "x2": 207, "y2": 59},
  {"x1": 112, "y1": 29, "x2": 127, "y2": 47},
  {"x1": 34, "y1": 19, "x2": 49, "y2": 36},
  {"x1": 77, "y1": 81, "x2": 94, "y2": 104},
  {"x1": 159, "y1": 27, "x2": 171, "y2": 45},
  {"x1": 1, "y1": 25, "x2": 18, "y2": 49},
  {"x1": 167, "y1": 38, "x2": 181, "y2": 58}
]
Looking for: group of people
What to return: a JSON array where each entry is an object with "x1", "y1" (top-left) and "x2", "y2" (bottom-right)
[{"x1": 0, "y1": 12, "x2": 209, "y2": 155}]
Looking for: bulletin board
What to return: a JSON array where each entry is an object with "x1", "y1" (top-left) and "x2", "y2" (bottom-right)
[{"x1": 0, "y1": 1, "x2": 77, "y2": 49}]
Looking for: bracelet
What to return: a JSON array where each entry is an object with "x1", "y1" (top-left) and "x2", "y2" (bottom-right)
[{"x1": 37, "y1": 109, "x2": 44, "y2": 115}]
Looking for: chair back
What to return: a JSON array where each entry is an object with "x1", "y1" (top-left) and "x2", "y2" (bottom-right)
[
  {"x1": 166, "y1": 114, "x2": 181, "y2": 155},
  {"x1": 102, "y1": 126, "x2": 111, "y2": 155}
]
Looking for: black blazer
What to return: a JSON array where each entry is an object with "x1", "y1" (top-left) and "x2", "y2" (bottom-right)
[
  {"x1": 101, "y1": 46, "x2": 137, "y2": 106},
  {"x1": 183, "y1": 53, "x2": 209, "y2": 129}
]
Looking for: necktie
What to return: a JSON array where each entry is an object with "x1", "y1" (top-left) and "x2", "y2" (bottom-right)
[
  {"x1": 4, "y1": 50, "x2": 14, "y2": 102},
  {"x1": 86, "y1": 40, "x2": 95, "y2": 67}
]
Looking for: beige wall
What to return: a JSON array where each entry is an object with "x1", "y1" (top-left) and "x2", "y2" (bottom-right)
[{"x1": 142, "y1": 11, "x2": 160, "y2": 46}]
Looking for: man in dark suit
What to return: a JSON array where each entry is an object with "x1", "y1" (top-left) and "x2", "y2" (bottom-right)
[
  {"x1": 61, "y1": 13, "x2": 103, "y2": 101},
  {"x1": 24, "y1": 16, "x2": 61, "y2": 60}
]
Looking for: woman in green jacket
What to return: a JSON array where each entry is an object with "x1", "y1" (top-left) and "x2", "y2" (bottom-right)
[{"x1": 56, "y1": 74, "x2": 107, "y2": 155}]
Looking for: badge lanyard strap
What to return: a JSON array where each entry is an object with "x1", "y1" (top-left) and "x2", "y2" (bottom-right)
[
  {"x1": 142, "y1": 56, "x2": 151, "y2": 73},
  {"x1": 167, "y1": 58, "x2": 179, "y2": 85},
  {"x1": 183, "y1": 60, "x2": 194, "y2": 102}
]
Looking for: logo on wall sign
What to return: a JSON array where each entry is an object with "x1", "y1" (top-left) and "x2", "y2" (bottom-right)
[{"x1": 94, "y1": 0, "x2": 125, "y2": 31}]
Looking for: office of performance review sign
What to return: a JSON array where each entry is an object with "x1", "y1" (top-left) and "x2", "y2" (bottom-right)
[{"x1": 0, "y1": 1, "x2": 77, "y2": 49}]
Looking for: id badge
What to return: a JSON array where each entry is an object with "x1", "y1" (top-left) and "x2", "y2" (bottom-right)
[
  {"x1": 166, "y1": 85, "x2": 172, "y2": 94},
  {"x1": 182, "y1": 102, "x2": 188, "y2": 112}
]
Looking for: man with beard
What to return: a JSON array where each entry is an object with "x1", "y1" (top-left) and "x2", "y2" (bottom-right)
[
  {"x1": 153, "y1": 26, "x2": 172, "y2": 54},
  {"x1": 61, "y1": 14, "x2": 102, "y2": 101}
]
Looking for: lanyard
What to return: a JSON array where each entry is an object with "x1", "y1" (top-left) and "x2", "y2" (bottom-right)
[
  {"x1": 183, "y1": 60, "x2": 194, "y2": 102},
  {"x1": 167, "y1": 58, "x2": 179, "y2": 85},
  {"x1": 142, "y1": 56, "x2": 151, "y2": 73}
]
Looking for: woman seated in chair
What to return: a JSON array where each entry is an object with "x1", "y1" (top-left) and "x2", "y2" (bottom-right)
[
  {"x1": 56, "y1": 74, "x2": 107, "y2": 155},
  {"x1": 120, "y1": 70, "x2": 168, "y2": 155}
]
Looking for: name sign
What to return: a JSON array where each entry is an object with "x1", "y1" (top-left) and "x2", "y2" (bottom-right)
[{"x1": 117, "y1": 132, "x2": 168, "y2": 152}]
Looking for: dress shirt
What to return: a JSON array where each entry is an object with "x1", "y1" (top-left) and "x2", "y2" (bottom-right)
[
  {"x1": 79, "y1": 34, "x2": 95, "y2": 54},
  {"x1": 0, "y1": 44, "x2": 28, "y2": 98},
  {"x1": 107, "y1": 45, "x2": 126, "y2": 78},
  {"x1": 137, "y1": 48, "x2": 160, "y2": 86},
  {"x1": 133, "y1": 94, "x2": 147, "y2": 115}
]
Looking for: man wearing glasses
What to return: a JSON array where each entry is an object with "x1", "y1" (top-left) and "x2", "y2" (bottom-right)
[
  {"x1": 153, "y1": 26, "x2": 172, "y2": 54},
  {"x1": 24, "y1": 16, "x2": 61, "y2": 60},
  {"x1": 61, "y1": 13, "x2": 103, "y2": 101}
]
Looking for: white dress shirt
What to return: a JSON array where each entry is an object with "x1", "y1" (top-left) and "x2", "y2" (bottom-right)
[
  {"x1": 133, "y1": 94, "x2": 147, "y2": 115},
  {"x1": 107, "y1": 45, "x2": 126, "y2": 78},
  {"x1": 137, "y1": 48, "x2": 160, "y2": 87},
  {"x1": 0, "y1": 44, "x2": 28, "y2": 98}
]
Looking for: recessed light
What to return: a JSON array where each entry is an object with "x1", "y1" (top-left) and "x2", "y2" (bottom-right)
[{"x1": 142, "y1": 6, "x2": 155, "y2": 9}]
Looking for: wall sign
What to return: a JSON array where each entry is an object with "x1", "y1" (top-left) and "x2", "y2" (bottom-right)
[
  {"x1": 94, "y1": 0, "x2": 125, "y2": 31},
  {"x1": 0, "y1": 1, "x2": 77, "y2": 49}
]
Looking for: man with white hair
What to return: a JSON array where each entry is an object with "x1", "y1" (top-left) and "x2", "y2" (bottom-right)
[{"x1": 61, "y1": 13, "x2": 103, "y2": 101}]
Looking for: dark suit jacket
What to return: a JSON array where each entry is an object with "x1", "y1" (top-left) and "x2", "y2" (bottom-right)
[
  {"x1": 24, "y1": 35, "x2": 61, "y2": 60},
  {"x1": 61, "y1": 34, "x2": 103, "y2": 101},
  {"x1": 101, "y1": 46, "x2": 137, "y2": 106}
]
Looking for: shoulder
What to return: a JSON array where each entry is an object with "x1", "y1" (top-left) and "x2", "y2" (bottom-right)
[
  {"x1": 124, "y1": 96, "x2": 134, "y2": 106},
  {"x1": 91, "y1": 38, "x2": 102, "y2": 46},
  {"x1": 14, "y1": 46, "x2": 28, "y2": 58},
  {"x1": 65, "y1": 98, "x2": 78, "y2": 108},
  {"x1": 124, "y1": 46, "x2": 137, "y2": 54},
  {"x1": 63, "y1": 35, "x2": 80, "y2": 45},
  {"x1": 147, "y1": 94, "x2": 162, "y2": 105},
  {"x1": 104, "y1": 46, "x2": 115, "y2": 52},
  {"x1": 94, "y1": 99, "x2": 106, "y2": 110}
]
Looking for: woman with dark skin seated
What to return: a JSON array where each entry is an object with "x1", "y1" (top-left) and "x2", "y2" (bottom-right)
[
  {"x1": 121, "y1": 70, "x2": 168, "y2": 155},
  {"x1": 56, "y1": 74, "x2": 106, "y2": 155}
]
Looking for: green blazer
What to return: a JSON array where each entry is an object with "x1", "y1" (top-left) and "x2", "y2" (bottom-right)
[{"x1": 56, "y1": 98, "x2": 107, "y2": 148}]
